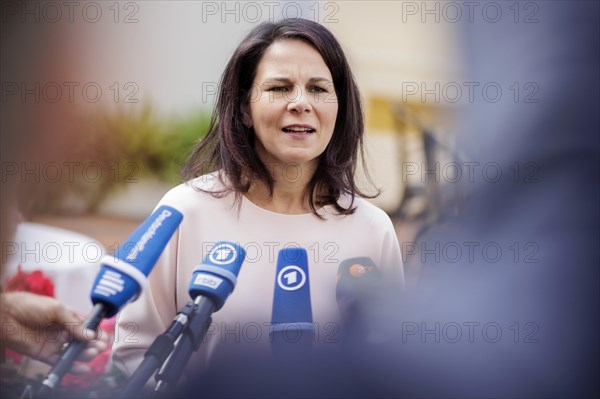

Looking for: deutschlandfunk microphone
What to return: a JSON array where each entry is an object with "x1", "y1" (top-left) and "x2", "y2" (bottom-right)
[{"x1": 36, "y1": 205, "x2": 183, "y2": 397}]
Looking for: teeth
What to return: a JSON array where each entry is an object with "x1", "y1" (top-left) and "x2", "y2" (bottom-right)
[{"x1": 284, "y1": 127, "x2": 313, "y2": 132}]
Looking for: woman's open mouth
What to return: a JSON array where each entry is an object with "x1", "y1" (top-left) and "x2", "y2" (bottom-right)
[{"x1": 282, "y1": 124, "x2": 316, "y2": 134}]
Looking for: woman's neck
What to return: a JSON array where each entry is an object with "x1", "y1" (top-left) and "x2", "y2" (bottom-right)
[{"x1": 245, "y1": 161, "x2": 317, "y2": 215}]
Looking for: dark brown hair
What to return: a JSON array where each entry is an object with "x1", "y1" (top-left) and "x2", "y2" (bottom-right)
[{"x1": 182, "y1": 18, "x2": 377, "y2": 216}]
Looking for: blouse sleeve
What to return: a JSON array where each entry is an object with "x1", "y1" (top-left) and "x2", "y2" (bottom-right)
[{"x1": 379, "y1": 214, "x2": 405, "y2": 287}]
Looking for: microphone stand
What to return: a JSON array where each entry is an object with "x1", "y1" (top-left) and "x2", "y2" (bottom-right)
[
  {"x1": 36, "y1": 304, "x2": 107, "y2": 397},
  {"x1": 153, "y1": 296, "x2": 215, "y2": 396},
  {"x1": 119, "y1": 301, "x2": 196, "y2": 398}
]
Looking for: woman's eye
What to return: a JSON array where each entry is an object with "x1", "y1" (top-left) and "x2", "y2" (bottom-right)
[
  {"x1": 309, "y1": 86, "x2": 328, "y2": 94},
  {"x1": 267, "y1": 86, "x2": 289, "y2": 92}
]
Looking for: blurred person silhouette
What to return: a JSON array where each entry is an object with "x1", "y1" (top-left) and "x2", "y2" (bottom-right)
[
  {"x1": 0, "y1": 0, "x2": 107, "y2": 379},
  {"x1": 348, "y1": 1, "x2": 599, "y2": 398},
  {"x1": 112, "y1": 18, "x2": 404, "y2": 393}
]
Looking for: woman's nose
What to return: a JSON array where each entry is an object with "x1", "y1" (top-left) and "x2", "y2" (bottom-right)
[{"x1": 286, "y1": 86, "x2": 311, "y2": 113}]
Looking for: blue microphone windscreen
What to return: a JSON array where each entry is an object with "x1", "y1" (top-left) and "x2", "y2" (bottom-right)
[
  {"x1": 189, "y1": 241, "x2": 246, "y2": 311},
  {"x1": 113, "y1": 206, "x2": 183, "y2": 275},
  {"x1": 271, "y1": 248, "x2": 312, "y2": 325},
  {"x1": 91, "y1": 206, "x2": 183, "y2": 316}
]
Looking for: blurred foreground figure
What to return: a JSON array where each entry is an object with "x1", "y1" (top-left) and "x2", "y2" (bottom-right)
[
  {"x1": 368, "y1": 1, "x2": 599, "y2": 398},
  {"x1": 0, "y1": 0, "x2": 107, "y2": 382}
]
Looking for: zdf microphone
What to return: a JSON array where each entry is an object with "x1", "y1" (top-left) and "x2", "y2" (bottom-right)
[
  {"x1": 336, "y1": 257, "x2": 381, "y2": 342},
  {"x1": 37, "y1": 205, "x2": 183, "y2": 397}
]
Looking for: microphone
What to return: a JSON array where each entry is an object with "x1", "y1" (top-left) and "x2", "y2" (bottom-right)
[
  {"x1": 269, "y1": 248, "x2": 314, "y2": 356},
  {"x1": 336, "y1": 257, "x2": 381, "y2": 342},
  {"x1": 37, "y1": 206, "x2": 183, "y2": 397},
  {"x1": 118, "y1": 301, "x2": 195, "y2": 398},
  {"x1": 152, "y1": 241, "x2": 246, "y2": 393}
]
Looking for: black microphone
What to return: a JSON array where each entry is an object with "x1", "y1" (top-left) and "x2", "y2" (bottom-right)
[
  {"x1": 152, "y1": 241, "x2": 246, "y2": 394},
  {"x1": 36, "y1": 206, "x2": 183, "y2": 397},
  {"x1": 118, "y1": 301, "x2": 195, "y2": 398},
  {"x1": 269, "y1": 248, "x2": 314, "y2": 357},
  {"x1": 336, "y1": 257, "x2": 381, "y2": 342}
]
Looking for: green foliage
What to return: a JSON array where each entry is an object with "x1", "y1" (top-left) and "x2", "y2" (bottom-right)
[
  {"x1": 102, "y1": 105, "x2": 211, "y2": 183},
  {"x1": 22, "y1": 105, "x2": 211, "y2": 215}
]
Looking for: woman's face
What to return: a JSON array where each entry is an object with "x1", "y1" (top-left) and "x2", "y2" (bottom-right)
[{"x1": 246, "y1": 39, "x2": 338, "y2": 172}]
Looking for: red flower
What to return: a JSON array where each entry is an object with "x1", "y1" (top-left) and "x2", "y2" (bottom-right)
[
  {"x1": 4, "y1": 266, "x2": 55, "y2": 364},
  {"x1": 5, "y1": 265, "x2": 54, "y2": 297},
  {"x1": 60, "y1": 350, "x2": 111, "y2": 392},
  {"x1": 4, "y1": 349, "x2": 23, "y2": 363}
]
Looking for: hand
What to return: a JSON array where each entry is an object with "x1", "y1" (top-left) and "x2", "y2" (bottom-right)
[{"x1": 1, "y1": 292, "x2": 108, "y2": 374}]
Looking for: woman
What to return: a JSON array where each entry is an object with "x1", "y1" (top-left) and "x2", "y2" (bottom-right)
[{"x1": 113, "y1": 18, "x2": 403, "y2": 376}]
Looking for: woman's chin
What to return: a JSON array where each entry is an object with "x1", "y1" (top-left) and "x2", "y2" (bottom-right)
[{"x1": 278, "y1": 155, "x2": 319, "y2": 170}]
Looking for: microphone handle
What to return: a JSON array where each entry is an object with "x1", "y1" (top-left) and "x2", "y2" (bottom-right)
[
  {"x1": 36, "y1": 304, "x2": 107, "y2": 397},
  {"x1": 119, "y1": 301, "x2": 196, "y2": 398},
  {"x1": 153, "y1": 296, "x2": 214, "y2": 395}
]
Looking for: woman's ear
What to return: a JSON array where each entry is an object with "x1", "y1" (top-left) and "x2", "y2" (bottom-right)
[{"x1": 241, "y1": 102, "x2": 252, "y2": 128}]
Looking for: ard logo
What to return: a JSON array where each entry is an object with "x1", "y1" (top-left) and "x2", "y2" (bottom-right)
[
  {"x1": 209, "y1": 243, "x2": 238, "y2": 265},
  {"x1": 277, "y1": 265, "x2": 306, "y2": 291}
]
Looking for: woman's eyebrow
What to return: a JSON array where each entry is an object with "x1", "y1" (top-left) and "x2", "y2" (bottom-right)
[
  {"x1": 262, "y1": 77, "x2": 333, "y2": 84},
  {"x1": 262, "y1": 77, "x2": 292, "y2": 85},
  {"x1": 308, "y1": 77, "x2": 333, "y2": 84}
]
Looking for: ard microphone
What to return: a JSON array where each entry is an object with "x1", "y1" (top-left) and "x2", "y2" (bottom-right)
[
  {"x1": 153, "y1": 241, "x2": 246, "y2": 393},
  {"x1": 270, "y1": 248, "x2": 314, "y2": 355},
  {"x1": 37, "y1": 206, "x2": 183, "y2": 397},
  {"x1": 187, "y1": 241, "x2": 245, "y2": 310}
]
